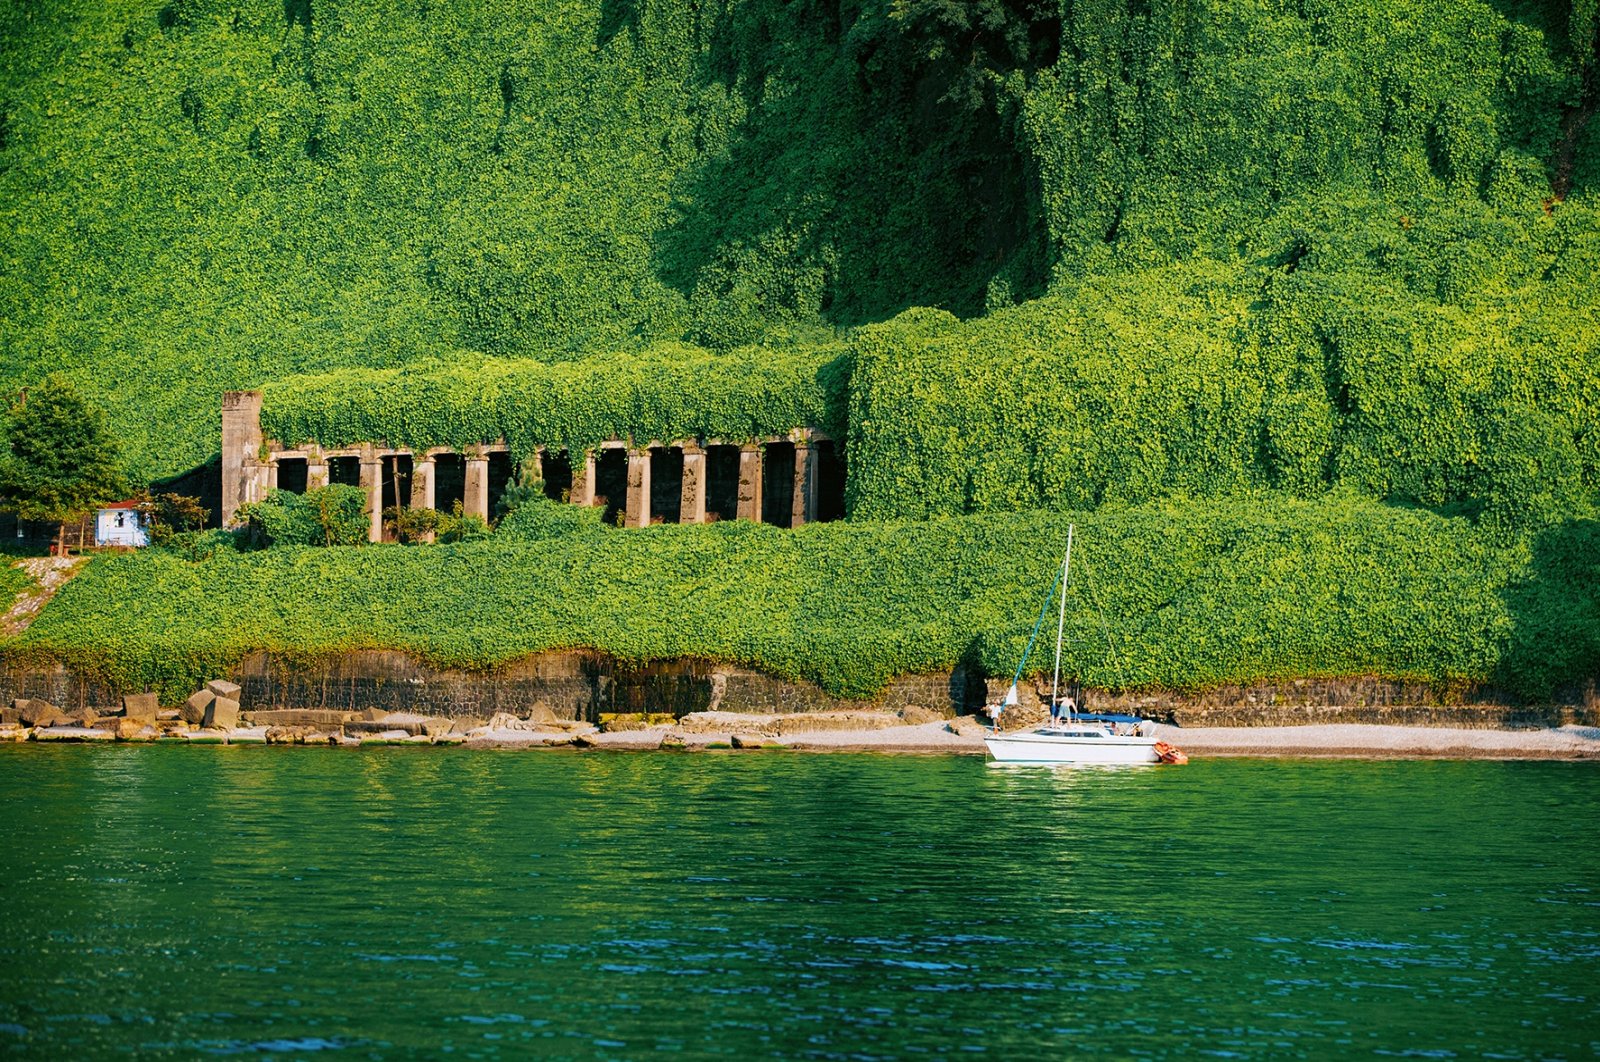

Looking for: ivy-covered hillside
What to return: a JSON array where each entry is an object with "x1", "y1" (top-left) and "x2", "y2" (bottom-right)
[
  {"x1": 17, "y1": 496, "x2": 1600, "y2": 705},
  {"x1": 2, "y1": 0, "x2": 1596, "y2": 490}
]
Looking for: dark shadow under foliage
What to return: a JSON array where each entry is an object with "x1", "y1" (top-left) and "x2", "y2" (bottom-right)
[
  {"x1": 1495, "y1": 517, "x2": 1600, "y2": 702},
  {"x1": 652, "y1": 0, "x2": 1056, "y2": 345}
]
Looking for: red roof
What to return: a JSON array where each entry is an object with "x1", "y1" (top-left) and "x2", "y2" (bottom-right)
[{"x1": 100, "y1": 500, "x2": 141, "y2": 510}]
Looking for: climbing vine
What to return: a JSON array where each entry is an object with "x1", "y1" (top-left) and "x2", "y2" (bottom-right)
[
  {"x1": 10, "y1": 495, "x2": 1597, "y2": 705},
  {"x1": 261, "y1": 344, "x2": 851, "y2": 457}
]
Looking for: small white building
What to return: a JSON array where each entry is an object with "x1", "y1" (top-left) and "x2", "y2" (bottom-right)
[{"x1": 95, "y1": 501, "x2": 149, "y2": 548}]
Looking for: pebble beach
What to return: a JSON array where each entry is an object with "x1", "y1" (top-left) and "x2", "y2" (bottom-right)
[{"x1": 8, "y1": 706, "x2": 1598, "y2": 760}]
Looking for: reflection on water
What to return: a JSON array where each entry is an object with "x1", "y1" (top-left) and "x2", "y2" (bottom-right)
[{"x1": 0, "y1": 747, "x2": 1595, "y2": 1058}]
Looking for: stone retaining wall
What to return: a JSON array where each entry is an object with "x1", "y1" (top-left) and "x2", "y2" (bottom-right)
[
  {"x1": 4, "y1": 652, "x2": 1597, "y2": 727},
  {"x1": 0, "y1": 651, "x2": 980, "y2": 721},
  {"x1": 986, "y1": 675, "x2": 1600, "y2": 728}
]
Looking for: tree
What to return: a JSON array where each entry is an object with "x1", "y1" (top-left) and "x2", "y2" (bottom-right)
[{"x1": 0, "y1": 374, "x2": 127, "y2": 533}]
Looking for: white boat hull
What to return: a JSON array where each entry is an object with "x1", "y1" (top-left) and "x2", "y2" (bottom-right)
[{"x1": 985, "y1": 730, "x2": 1162, "y2": 765}]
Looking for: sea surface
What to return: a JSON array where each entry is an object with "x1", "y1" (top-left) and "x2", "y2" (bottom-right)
[{"x1": 0, "y1": 747, "x2": 1595, "y2": 1059}]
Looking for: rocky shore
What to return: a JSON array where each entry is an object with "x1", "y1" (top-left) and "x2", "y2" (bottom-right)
[{"x1": 3, "y1": 690, "x2": 1597, "y2": 759}]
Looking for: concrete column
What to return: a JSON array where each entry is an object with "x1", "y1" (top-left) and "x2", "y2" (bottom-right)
[
  {"x1": 464, "y1": 451, "x2": 490, "y2": 522},
  {"x1": 410, "y1": 456, "x2": 436, "y2": 543},
  {"x1": 524, "y1": 448, "x2": 544, "y2": 488},
  {"x1": 736, "y1": 444, "x2": 764, "y2": 523},
  {"x1": 266, "y1": 459, "x2": 280, "y2": 492},
  {"x1": 792, "y1": 442, "x2": 817, "y2": 527},
  {"x1": 359, "y1": 447, "x2": 384, "y2": 544},
  {"x1": 411, "y1": 457, "x2": 436, "y2": 510},
  {"x1": 625, "y1": 448, "x2": 652, "y2": 528},
  {"x1": 306, "y1": 449, "x2": 329, "y2": 490},
  {"x1": 569, "y1": 450, "x2": 597, "y2": 506},
  {"x1": 679, "y1": 444, "x2": 707, "y2": 525},
  {"x1": 220, "y1": 390, "x2": 263, "y2": 527}
]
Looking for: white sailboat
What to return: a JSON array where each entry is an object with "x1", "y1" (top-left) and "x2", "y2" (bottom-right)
[{"x1": 984, "y1": 525, "x2": 1187, "y2": 766}]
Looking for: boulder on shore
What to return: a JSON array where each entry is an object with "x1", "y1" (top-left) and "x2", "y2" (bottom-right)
[
  {"x1": 122, "y1": 692, "x2": 159, "y2": 722},
  {"x1": 945, "y1": 715, "x2": 989, "y2": 737},
  {"x1": 18, "y1": 700, "x2": 71, "y2": 728},
  {"x1": 265, "y1": 725, "x2": 332, "y2": 745},
  {"x1": 115, "y1": 718, "x2": 158, "y2": 741},
  {"x1": 248, "y1": 709, "x2": 349, "y2": 727},
  {"x1": 345, "y1": 717, "x2": 428, "y2": 736},
  {"x1": 205, "y1": 678, "x2": 242, "y2": 701},
  {"x1": 35, "y1": 725, "x2": 115, "y2": 742},
  {"x1": 204, "y1": 697, "x2": 240, "y2": 729},
  {"x1": 181, "y1": 689, "x2": 214, "y2": 725}
]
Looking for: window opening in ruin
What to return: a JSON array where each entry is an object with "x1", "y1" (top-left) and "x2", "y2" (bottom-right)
[
  {"x1": 328, "y1": 456, "x2": 360, "y2": 487},
  {"x1": 277, "y1": 457, "x2": 309, "y2": 494},
  {"x1": 487, "y1": 451, "x2": 514, "y2": 518},
  {"x1": 382, "y1": 455, "x2": 413, "y2": 517},
  {"x1": 541, "y1": 450, "x2": 573, "y2": 502},
  {"x1": 762, "y1": 441, "x2": 795, "y2": 528},
  {"x1": 652, "y1": 447, "x2": 683, "y2": 524},
  {"x1": 434, "y1": 453, "x2": 466, "y2": 514},
  {"x1": 816, "y1": 440, "x2": 846, "y2": 522},
  {"x1": 594, "y1": 448, "x2": 628, "y2": 526},
  {"x1": 705, "y1": 445, "x2": 739, "y2": 522}
]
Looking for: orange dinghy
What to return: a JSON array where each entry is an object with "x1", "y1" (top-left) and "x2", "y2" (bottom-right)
[{"x1": 1153, "y1": 741, "x2": 1189, "y2": 765}]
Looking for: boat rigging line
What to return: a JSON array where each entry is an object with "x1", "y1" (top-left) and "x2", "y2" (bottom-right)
[
  {"x1": 1049, "y1": 524, "x2": 1074, "y2": 722},
  {"x1": 1000, "y1": 525, "x2": 1075, "y2": 726}
]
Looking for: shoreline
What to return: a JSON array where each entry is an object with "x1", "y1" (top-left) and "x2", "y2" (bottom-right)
[{"x1": 4, "y1": 711, "x2": 1598, "y2": 761}]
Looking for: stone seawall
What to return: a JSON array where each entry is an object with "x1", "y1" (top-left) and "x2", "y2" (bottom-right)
[
  {"x1": 0, "y1": 652, "x2": 981, "y2": 721},
  {"x1": 232, "y1": 651, "x2": 978, "y2": 719},
  {"x1": 986, "y1": 675, "x2": 1600, "y2": 729},
  {"x1": 3, "y1": 652, "x2": 1597, "y2": 727}
]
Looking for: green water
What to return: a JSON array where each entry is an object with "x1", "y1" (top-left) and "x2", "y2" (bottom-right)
[{"x1": 0, "y1": 748, "x2": 1595, "y2": 1059}]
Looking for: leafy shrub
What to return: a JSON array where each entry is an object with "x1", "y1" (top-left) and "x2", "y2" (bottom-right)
[
  {"x1": 237, "y1": 486, "x2": 369, "y2": 548},
  {"x1": 496, "y1": 495, "x2": 607, "y2": 542},
  {"x1": 383, "y1": 506, "x2": 441, "y2": 546},
  {"x1": 435, "y1": 503, "x2": 491, "y2": 544}
]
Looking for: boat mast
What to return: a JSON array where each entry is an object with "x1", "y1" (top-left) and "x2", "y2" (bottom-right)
[{"x1": 1049, "y1": 523, "x2": 1074, "y2": 722}]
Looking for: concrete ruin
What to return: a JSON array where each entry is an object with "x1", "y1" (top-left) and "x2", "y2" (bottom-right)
[{"x1": 221, "y1": 391, "x2": 845, "y2": 540}]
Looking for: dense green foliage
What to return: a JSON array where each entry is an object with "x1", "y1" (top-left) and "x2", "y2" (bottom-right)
[
  {"x1": 0, "y1": 374, "x2": 127, "y2": 522},
  {"x1": 848, "y1": 202, "x2": 1600, "y2": 526},
  {"x1": 495, "y1": 494, "x2": 608, "y2": 542},
  {"x1": 0, "y1": 559, "x2": 32, "y2": 609},
  {"x1": 11, "y1": 495, "x2": 1597, "y2": 704},
  {"x1": 262, "y1": 344, "x2": 849, "y2": 454},
  {"x1": 2, "y1": 0, "x2": 1595, "y2": 485},
  {"x1": 3, "y1": 1, "x2": 1598, "y2": 699},
  {"x1": 236, "y1": 486, "x2": 368, "y2": 547}
]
